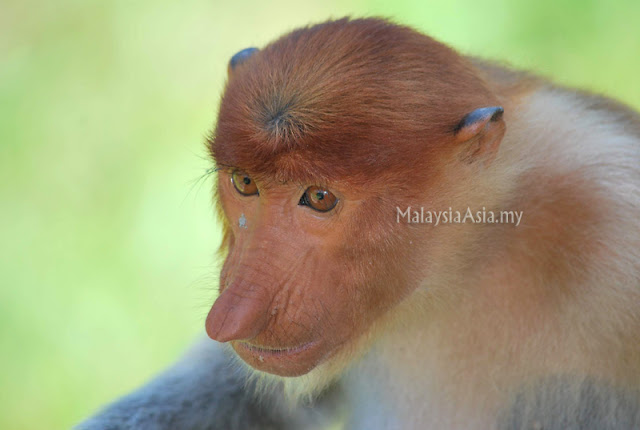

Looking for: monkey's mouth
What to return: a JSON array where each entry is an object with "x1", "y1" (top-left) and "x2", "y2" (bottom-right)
[
  {"x1": 236, "y1": 340, "x2": 314, "y2": 356},
  {"x1": 232, "y1": 339, "x2": 323, "y2": 376}
]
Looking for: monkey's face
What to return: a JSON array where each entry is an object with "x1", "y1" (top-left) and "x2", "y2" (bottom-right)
[
  {"x1": 204, "y1": 20, "x2": 505, "y2": 378},
  {"x1": 206, "y1": 166, "x2": 421, "y2": 377}
]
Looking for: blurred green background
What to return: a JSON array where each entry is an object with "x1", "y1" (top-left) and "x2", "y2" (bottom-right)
[{"x1": 1, "y1": 0, "x2": 638, "y2": 428}]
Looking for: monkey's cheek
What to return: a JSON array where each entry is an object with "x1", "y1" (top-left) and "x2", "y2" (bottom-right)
[{"x1": 231, "y1": 339, "x2": 327, "y2": 377}]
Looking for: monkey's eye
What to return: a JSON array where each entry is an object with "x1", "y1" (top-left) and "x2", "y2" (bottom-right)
[
  {"x1": 299, "y1": 186, "x2": 338, "y2": 212},
  {"x1": 231, "y1": 170, "x2": 258, "y2": 196}
]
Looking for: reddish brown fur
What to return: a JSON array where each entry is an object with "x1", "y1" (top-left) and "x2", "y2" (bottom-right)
[{"x1": 211, "y1": 18, "x2": 497, "y2": 186}]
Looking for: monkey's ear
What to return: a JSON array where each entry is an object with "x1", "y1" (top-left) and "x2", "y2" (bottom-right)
[
  {"x1": 454, "y1": 106, "x2": 505, "y2": 164},
  {"x1": 227, "y1": 47, "x2": 259, "y2": 77}
]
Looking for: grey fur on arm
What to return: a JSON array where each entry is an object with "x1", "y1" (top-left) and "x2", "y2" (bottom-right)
[{"x1": 74, "y1": 338, "x2": 342, "y2": 430}]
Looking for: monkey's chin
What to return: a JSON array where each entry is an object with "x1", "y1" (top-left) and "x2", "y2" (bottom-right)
[{"x1": 231, "y1": 339, "x2": 326, "y2": 377}]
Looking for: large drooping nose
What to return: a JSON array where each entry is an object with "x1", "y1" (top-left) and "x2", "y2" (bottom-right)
[
  {"x1": 206, "y1": 207, "x2": 296, "y2": 343},
  {"x1": 205, "y1": 279, "x2": 272, "y2": 343}
]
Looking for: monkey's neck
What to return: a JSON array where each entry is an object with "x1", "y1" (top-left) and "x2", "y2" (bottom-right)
[{"x1": 344, "y1": 298, "x2": 503, "y2": 430}]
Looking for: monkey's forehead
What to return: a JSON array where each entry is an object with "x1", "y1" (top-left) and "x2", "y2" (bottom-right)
[{"x1": 209, "y1": 17, "x2": 496, "y2": 183}]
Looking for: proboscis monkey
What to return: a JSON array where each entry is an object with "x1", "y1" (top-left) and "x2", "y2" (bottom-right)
[{"x1": 77, "y1": 18, "x2": 640, "y2": 430}]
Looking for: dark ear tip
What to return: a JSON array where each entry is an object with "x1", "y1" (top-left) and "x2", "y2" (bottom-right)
[
  {"x1": 229, "y1": 47, "x2": 259, "y2": 70},
  {"x1": 455, "y1": 106, "x2": 504, "y2": 133},
  {"x1": 489, "y1": 106, "x2": 505, "y2": 121}
]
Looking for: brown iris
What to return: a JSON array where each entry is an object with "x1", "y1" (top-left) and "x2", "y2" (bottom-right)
[
  {"x1": 231, "y1": 170, "x2": 258, "y2": 196},
  {"x1": 299, "y1": 186, "x2": 338, "y2": 212}
]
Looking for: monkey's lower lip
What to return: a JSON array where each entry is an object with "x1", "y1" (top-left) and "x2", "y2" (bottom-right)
[{"x1": 232, "y1": 339, "x2": 323, "y2": 376}]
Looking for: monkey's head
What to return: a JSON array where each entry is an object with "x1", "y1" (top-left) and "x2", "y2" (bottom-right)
[{"x1": 205, "y1": 18, "x2": 505, "y2": 380}]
